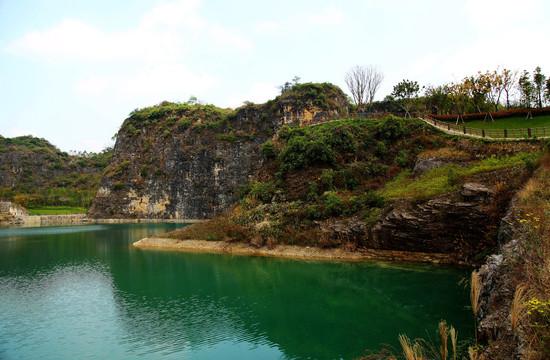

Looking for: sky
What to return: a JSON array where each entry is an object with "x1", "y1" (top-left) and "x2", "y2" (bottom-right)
[{"x1": 1, "y1": 0, "x2": 549, "y2": 153}]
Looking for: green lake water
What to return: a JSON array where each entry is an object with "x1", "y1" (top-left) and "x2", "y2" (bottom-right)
[{"x1": 0, "y1": 223, "x2": 473, "y2": 359}]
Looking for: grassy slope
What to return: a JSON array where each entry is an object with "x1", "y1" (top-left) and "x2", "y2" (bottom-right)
[
  {"x1": 448, "y1": 115, "x2": 550, "y2": 129},
  {"x1": 26, "y1": 206, "x2": 87, "y2": 215},
  {"x1": 511, "y1": 157, "x2": 550, "y2": 357}
]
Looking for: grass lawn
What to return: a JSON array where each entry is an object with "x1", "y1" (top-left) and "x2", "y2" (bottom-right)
[
  {"x1": 26, "y1": 206, "x2": 87, "y2": 215},
  {"x1": 445, "y1": 115, "x2": 550, "y2": 129}
]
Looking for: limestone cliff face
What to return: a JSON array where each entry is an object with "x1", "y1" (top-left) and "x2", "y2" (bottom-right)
[{"x1": 88, "y1": 83, "x2": 349, "y2": 219}]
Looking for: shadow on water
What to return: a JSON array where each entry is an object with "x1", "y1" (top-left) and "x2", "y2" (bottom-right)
[{"x1": 0, "y1": 224, "x2": 473, "y2": 359}]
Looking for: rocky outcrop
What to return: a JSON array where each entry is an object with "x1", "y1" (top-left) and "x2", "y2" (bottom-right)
[
  {"x1": 0, "y1": 136, "x2": 107, "y2": 189},
  {"x1": 301, "y1": 177, "x2": 521, "y2": 258},
  {"x1": 367, "y1": 182, "x2": 496, "y2": 254},
  {"x1": 88, "y1": 84, "x2": 349, "y2": 219},
  {"x1": 475, "y1": 197, "x2": 531, "y2": 359}
]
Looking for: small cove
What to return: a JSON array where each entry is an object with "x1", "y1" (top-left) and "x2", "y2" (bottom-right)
[{"x1": 0, "y1": 223, "x2": 473, "y2": 359}]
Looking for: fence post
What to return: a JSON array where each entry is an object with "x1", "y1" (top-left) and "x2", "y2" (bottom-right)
[
  {"x1": 448, "y1": 124, "x2": 450, "y2": 130},
  {"x1": 463, "y1": 126, "x2": 466, "y2": 134},
  {"x1": 528, "y1": 128, "x2": 532, "y2": 137},
  {"x1": 482, "y1": 129, "x2": 485, "y2": 138},
  {"x1": 504, "y1": 129, "x2": 507, "y2": 138}
]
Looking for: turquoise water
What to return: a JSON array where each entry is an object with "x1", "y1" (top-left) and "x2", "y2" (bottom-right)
[{"x1": 0, "y1": 224, "x2": 473, "y2": 359}]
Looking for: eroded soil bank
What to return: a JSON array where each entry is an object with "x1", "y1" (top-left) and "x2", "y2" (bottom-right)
[{"x1": 133, "y1": 237, "x2": 465, "y2": 264}]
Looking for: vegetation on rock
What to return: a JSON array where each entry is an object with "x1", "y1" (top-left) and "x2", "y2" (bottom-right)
[
  {"x1": 163, "y1": 115, "x2": 541, "y2": 260},
  {"x1": 0, "y1": 135, "x2": 111, "y2": 208}
]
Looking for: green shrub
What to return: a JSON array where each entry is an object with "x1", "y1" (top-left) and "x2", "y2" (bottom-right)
[
  {"x1": 278, "y1": 136, "x2": 335, "y2": 170},
  {"x1": 321, "y1": 191, "x2": 345, "y2": 216},
  {"x1": 167, "y1": 115, "x2": 178, "y2": 126},
  {"x1": 260, "y1": 142, "x2": 276, "y2": 158},
  {"x1": 249, "y1": 181, "x2": 278, "y2": 203},
  {"x1": 179, "y1": 119, "x2": 191, "y2": 130},
  {"x1": 218, "y1": 132, "x2": 237, "y2": 143},
  {"x1": 163, "y1": 129, "x2": 171, "y2": 138},
  {"x1": 395, "y1": 149, "x2": 410, "y2": 167},
  {"x1": 127, "y1": 125, "x2": 137, "y2": 137},
  {"x1": 193, "y1": 123, "x2": 206, "y2": 133},
  {"x1": 140, "y1": 166, "x2": 148, "y2": 177},
  {"x1": 320, "y1": 169, "x2": 335, "y2": 190},
  {"x1": 375, "y1": 141, "x2": 387, "y2": 155},
  {"x1": 375, "y1": 115, "x2": 409, "y2": 141},
  {"x1": 113, "y1": 182, "x2": 124, "y2": 191}
]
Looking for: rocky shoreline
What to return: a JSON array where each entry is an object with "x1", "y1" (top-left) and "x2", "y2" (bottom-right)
[{"x1": 132, "y1": 237, "x2": 467, "y2": 264}]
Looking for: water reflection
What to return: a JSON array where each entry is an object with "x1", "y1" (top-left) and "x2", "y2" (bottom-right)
[
  {"x1": 110, "y1": 249, "x2": 471, "y2": 359},
  {"x1": 0, "y1": 224, "x2": 472, "y2": 359},
  {"x1": 0, "y1": 262, "x2": 124, "y2": 359}
]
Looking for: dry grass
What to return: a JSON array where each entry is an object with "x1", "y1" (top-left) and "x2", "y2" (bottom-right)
[
  {"x1": 509, "y1": 154, "x2": 550, "y2": 358},
  {"x1": 450, "y1": 327, "x2": 457, "y2": 360},
  {"x1": 399, "y1": 334, "x2": 425, "y2": 360},
  {"x1": 358, "y1": 320, "x2": 460, "y2": 360},
  {"x1": 470, "y1": 271, "x2": 482, "y2": 347},
  {"x1": 417, "y1": 147, "x2": 470, "y2": 159},
  {"x1": 511, "y1": 285, "x2": 528, "y2": 332},
  {"x1": 439, "y1": 320, "x2": 448, "y2": 360}
]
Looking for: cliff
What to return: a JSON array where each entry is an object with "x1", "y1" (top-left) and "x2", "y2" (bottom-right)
[
  {"x1": 0, "y1": 135, "x2": 110, "y2": 207},
  {"x1": 88, "y1": 83, "x2": 348, "y2": 219}
]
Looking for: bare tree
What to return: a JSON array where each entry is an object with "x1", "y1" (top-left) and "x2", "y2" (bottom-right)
[
  {"x1": 483, "y1": 69, "x2": 504, "y2": 112},
  {"x1": 344, "y1": 65, "x2": 384, "y2": 109},
  {"x1": 501, "y1": 68, "x2": 517, "y2": 110}
]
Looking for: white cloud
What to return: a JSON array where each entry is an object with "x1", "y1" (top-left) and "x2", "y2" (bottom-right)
[
  {"x1": 208, "y1": 24, "x2": 253, "y2": 50},
  {"x1": 465, "y1": 0, "x2": 543, "y2": 30},
  {"x1": 254, "y1": 21, "x2": 279, "y2": 32},
  {"x1": 224, "y1": 82, "x2": 279, "y2": 109},
  {"x1": 140, "y1": 0, "x2": 206, "y2": 30},
  {"x1": 305, "y1": 7, "x2": 344, "y2": 26},
  {"x1": 75, "y1": 64, "x2": 220, "y2": 103},
  {"x1": 7, "y1": 19, "x2": 118, "y2": 61},
  {"x1": 404, "y1": 22, "x2": 550, "y2": 89},
  {"x1": 75, "y1": 76, "x2": 114, "y2": 96},
  {"x1": 6, "y1": 0, "x2": 252, "y2": 63}
]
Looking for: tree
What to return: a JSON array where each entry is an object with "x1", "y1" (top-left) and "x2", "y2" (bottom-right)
[
  {"x1": 344, "y1": 65, "x2": 384, "y2": 109},
  {"x1": 484, "y1": 70, "x2": 504, "y2": 112},
  {"x1": 545, "y1": 78, "x2": 550, "y2": 104},
  {"x1": 391, "y1": 79, "x2": 420, "y2": 116},
  {"x1": 425, "y1": 85, "x2": 452, "y2": 115},
  {"x1": 518, "y1": 70, "x2": 536, "y2": 108},
  {"x1": 500, "y1": 68, "x2": 518, "y2": 110},
  {"x1": 463, "y1": 73, "x2": 490, "y2": 112},
  {"x1": 278, "y1": 76, "x2": 301, "y2": 94},
  {"x1": 447, "y1": 82, "x2": 469, "y2": 115},
  {"x1": 533, "y1": 66, "x2": 546, "y2": 108}
]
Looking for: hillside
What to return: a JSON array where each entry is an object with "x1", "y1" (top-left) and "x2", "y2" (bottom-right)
[
  {"x1": 163, "y1": 115, "x2": 541, "y2": 262},
  {"x1": 87, "y1": 83, "x2": 349, "y2": 219},
  {"x1": 0, "y1": 135, "x2": 111, "y2": 208}
]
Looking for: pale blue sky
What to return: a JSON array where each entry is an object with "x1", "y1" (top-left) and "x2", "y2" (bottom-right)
[{"x1": 1, "y1": 0, "x2": 548, "y2": 152}]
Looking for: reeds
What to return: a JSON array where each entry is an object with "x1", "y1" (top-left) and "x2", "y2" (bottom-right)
[
  {"x1": 511, "y1": 285, "x2": 528, "y2": 332},
  {"x1": 450, "y1": 326, "x2": 457, "y2": 360},
  {"x1": 398, "y1": 334, "x2": 425, "y2": 360},
  {"x1": 439, "y1": 320, "x2": 448, "y2": 360},
  {"x1": 470, "y1": 270, "x2": 482, "y2": 347}
]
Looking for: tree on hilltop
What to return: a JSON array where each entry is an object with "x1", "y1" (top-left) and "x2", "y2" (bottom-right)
[
  {"x1": 533, "y1": 66, "x2": 546, "y2": 108},
  {"x1": 392, "y1": 79, "x2": 420, "y2": 117},
  {"x1": 344, "y1": 65, "x2": 384, "y2": 109}
]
